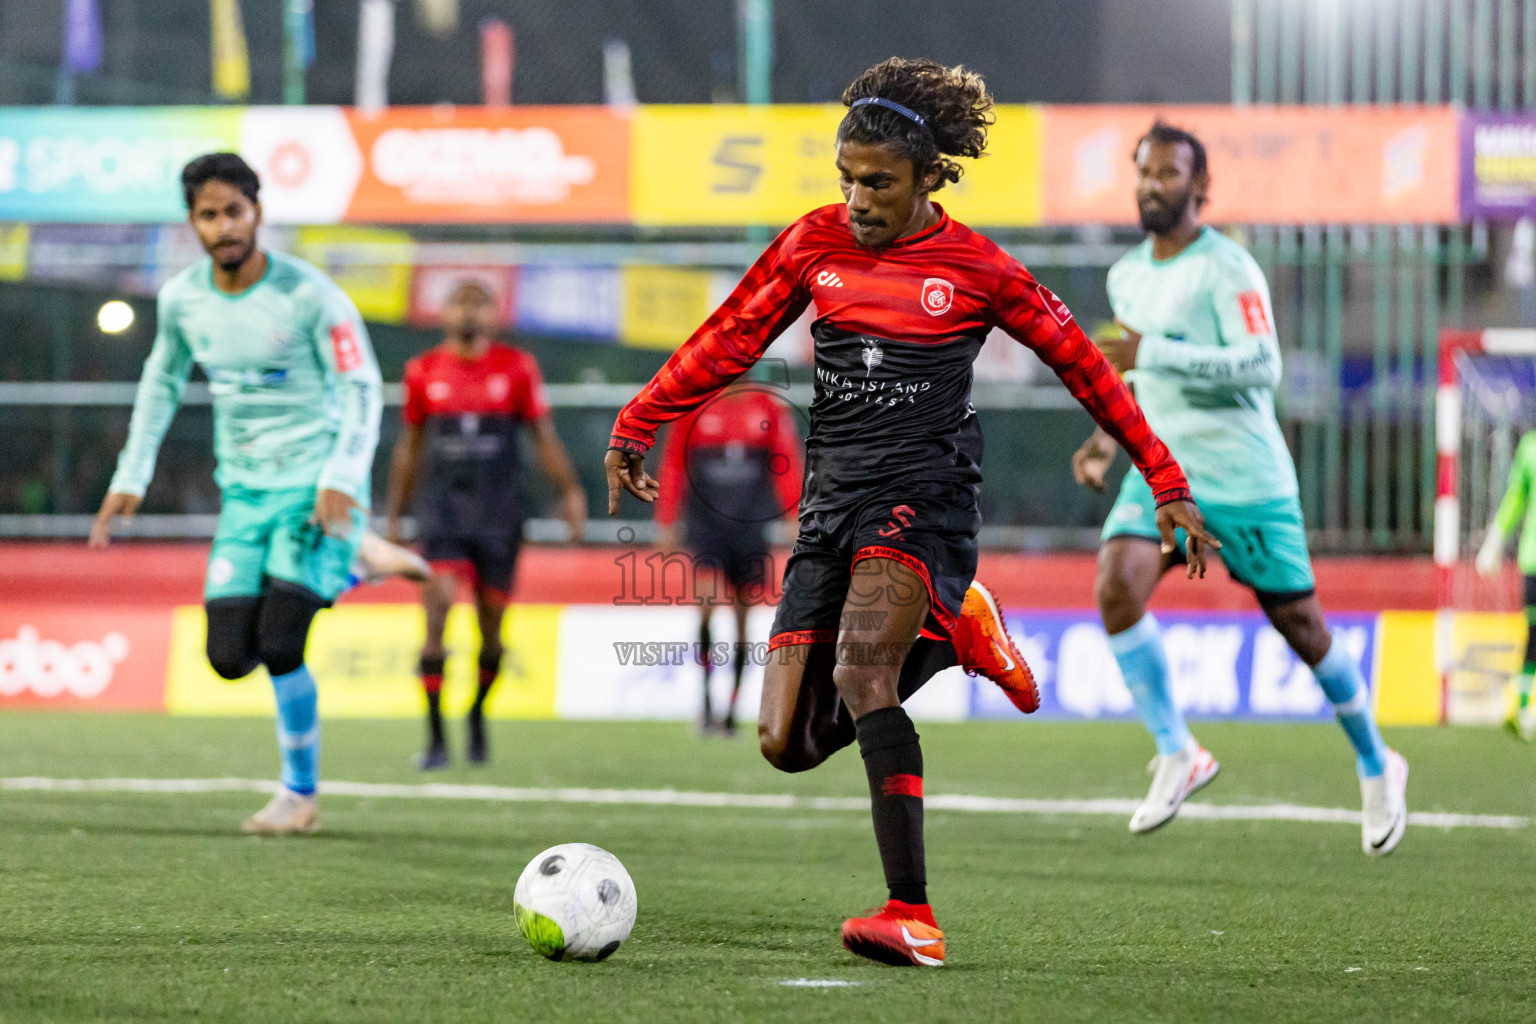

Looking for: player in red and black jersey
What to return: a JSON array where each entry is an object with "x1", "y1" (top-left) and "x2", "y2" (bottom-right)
[
  {"x1": 606, "y1": 58, "x2": 1214, "y2": 966},
  {"x1": 655, "y1": 380, "x2": 804, "y2": 735},
  {"x1": 386, "y1": 281, "x2": 587, "y2": 769}
]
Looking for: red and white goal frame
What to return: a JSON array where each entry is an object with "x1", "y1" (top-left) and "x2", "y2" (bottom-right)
[{"x1": 1434, "y1": 327, "x2": 1536, "y2": 721}]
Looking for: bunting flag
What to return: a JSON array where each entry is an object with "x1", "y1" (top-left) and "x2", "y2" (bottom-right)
[
  {"x1": 62, "y1": 0, "x2": 103, "y2": 75},
  {"x1": 355, "y1": 0, "x2": 395, "y2": 113},
  {"x1": 211, "y1": 0, "x2": 251, "y2": 100}
]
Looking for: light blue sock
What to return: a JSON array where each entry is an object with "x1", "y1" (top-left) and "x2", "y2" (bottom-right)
[
  {"x1": 1311, "y1": 634, "x2": 1387, "y2": 778},
  {"x1": 271, "y1": 665, "x2": 319, "y2": 796},
  {"x1": 1108, "y1": 614, "x2": 1191, "y2": 756}
]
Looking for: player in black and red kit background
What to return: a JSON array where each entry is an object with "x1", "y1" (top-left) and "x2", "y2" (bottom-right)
[
  {"x1": 607, "y1": 58, "x2": 1214, "y2": 966},
  {"x1": 386, "y1": 281, "x2": 587, "y2": 769},
  {"x1": 654, "y1": 379, "x2": 803, "y2": 735}
]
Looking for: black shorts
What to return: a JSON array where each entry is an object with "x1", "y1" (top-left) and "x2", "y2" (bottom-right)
[
  {"x1": 769, "y1": 481, "x2": 979, "y2": 649},
  {"x1": 423, "y1": 531, "x2": 523, "y2": 599},
  {"x1": 689, "y1": 519, "x2": 771, "y2": 590}
]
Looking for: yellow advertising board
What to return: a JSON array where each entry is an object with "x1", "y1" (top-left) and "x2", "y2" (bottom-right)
[
  {"x1": 166, "y1": 603, "x2": 559, "y2": 718},
  {"x1": 620, "y1": 265, "x2": 717, "y2": 350},
  {"x1": 630, "y1": 104, "x2": 1041, "y2": 227},
  {"x1": 293, "y1": 225, "x2": 414, "y2": 324},
  {"x1": 0, "y1": 223, "x2": 28, "y2": 281}
]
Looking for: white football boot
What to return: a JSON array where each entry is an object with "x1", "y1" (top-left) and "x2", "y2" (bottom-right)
[
  {"x1": 1360, "y1": 749, "x2": 1408, "y2": 857},
  {"x1": 352, "y1": 530, "x2": 432, "y2": 585},
  {"x1": 1129, "y1": 740, "x2": 1220, "y2": 834},
  {"x1": 241, "y1": 787, "x2": 320, "y2": 834}
]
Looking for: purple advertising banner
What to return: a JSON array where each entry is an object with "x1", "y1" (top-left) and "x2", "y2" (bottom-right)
[{"x1": 1461, "y1": 111, "x2": 1536, "y2": 220}]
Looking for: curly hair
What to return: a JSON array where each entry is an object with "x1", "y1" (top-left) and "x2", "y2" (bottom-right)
[{"x1": 838, "y1": 57, "x2": 994, "y2": 192}]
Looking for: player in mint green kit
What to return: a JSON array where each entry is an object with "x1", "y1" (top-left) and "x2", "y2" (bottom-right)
[
  {"x1": 1071, "y1": 122, "x2": 1408, "y2": 855},
  {"x1": 90, "y1": 153, "x2": 383, "y2": 835},
  {"x1": 1476, "y1": 429, "x2": 1536, "y2": 740}
]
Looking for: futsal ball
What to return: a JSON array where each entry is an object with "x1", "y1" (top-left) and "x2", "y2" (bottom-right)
[{"x1": 514, "y1": 843, "x2": 637, "y2": 961}]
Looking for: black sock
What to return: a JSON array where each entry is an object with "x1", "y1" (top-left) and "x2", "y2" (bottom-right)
[
  {"x1": 472, "y1": 648, "x2": 501, "y2": 716},
  {"x1": 897, "y1": 638, "x2": 958, "y2": 703},
  {"x1": 855, "y1": 705, "x2": 926, "y2": 906},
  {"x1": 419, "y1": 653, "x2": 446, "y2": 746},
  {"x1": 699, "y1": 617, "x2": 714, "y2": 721}
]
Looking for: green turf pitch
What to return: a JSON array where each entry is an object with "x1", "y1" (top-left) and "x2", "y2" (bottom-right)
[{"x1": 2, "y1": 715, "x2": 1534, "y2": 1023}]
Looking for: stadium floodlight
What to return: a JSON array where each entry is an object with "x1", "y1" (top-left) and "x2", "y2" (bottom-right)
[{"x1": 97, "y1": 300, "x2": 134, "y2": 334}]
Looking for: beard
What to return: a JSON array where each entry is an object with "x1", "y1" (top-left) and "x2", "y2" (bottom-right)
[
  {"x1": 1138, "y1": 190, "x2": 1193, "y2": 235},
  {"x1": 215, "y1": 239, "x2": 257, "y2": 272}
]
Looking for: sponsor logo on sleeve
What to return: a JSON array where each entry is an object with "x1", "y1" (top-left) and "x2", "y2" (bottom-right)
[
  {"x1": 330, "y1": 322, "x2": 363, "y2": 372},
  {"x1": 1238, "y1": 291, "x2": 1271, "y2": 334}
]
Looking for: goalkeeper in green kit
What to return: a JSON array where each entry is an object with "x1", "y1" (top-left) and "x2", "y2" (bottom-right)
[
  {"x1": 1476, "y1": 429, "x2": 1536, "y2": 740},
  {"x1": 90, "y1": 153, "x2": 424, "y2": 833}
]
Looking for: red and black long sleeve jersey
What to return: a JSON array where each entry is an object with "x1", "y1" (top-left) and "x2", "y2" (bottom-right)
[{"x1": 611, "y1": 203, "x2": 1191, "y2": 510}]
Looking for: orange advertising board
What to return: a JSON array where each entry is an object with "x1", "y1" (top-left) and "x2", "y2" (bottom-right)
[
  {"x1": 0, "y1": 605, "x2": 170, "y2": 711},
  {"x1": 342, "y1": 107, "x2": 630, "y2": 224},
  {"x1": 1040, "y1": 105, "x2": 1459, "y2": 225}
]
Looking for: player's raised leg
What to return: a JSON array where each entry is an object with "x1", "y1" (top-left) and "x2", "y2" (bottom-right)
[
  {"x1": 415, "y1": 569, "x2": 457, "y2": 770},
  {"x1": 1097, "y1": 534, "x2": 1218, "y2": 834},
  {"x1": 1265, "y1": 594, "x2": 1406, "y2": 856}
]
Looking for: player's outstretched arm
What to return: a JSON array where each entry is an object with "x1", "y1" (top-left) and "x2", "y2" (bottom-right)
[
  {"x1": 95, "y1": 289, "x2": 195, "y2": 545},
  {"x1": 609, "y1": 220, "x2": 811, "y2": 458},
  {"x1": 1482, "y1": 432, "x2": 1536, "y2": 576},
  {"x1": 313, "y1": 289, "x2": 384, "y2": 536}
]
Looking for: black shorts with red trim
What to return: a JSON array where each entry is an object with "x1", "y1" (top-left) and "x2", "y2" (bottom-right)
[
  {"x1": 768, "y1": 481, "x2": 979, "y2": 648},
  {"x1": 422, "y1": 529, "x2": 523, "y2": 600}
]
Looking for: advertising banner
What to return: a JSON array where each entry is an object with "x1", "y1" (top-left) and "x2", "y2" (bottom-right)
[
  {"x1": 969, "y1": 610, "x2": 1378, "y2": 721},
  {"x1": 293, "y1": 225, "x2": 414, "y2": 323},
  {"x1": 629, "y1": 103, "x2": 1042, "y2": 227},
  {"x1": 0, "y1": 107, "x2": 240, "y2": 223},
  {"x1": 0, "y1": 605, "x2": 170, "y2": 710},
  {"x1": 338, "y1": 106, "x2": 630, "y2": 223},
  {"x1": 165, "y1": 603, "x2": 559, "y2": 718},
  {"x1": 1459, "y1": 112, "x2": 1536, "y2": 220},
  {"x1": 1040, "y1": 105, "x2": 1459, "y2": 225}
]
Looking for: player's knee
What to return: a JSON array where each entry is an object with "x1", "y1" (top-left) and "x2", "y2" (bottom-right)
[
  {"x1": 830, "y1": 661, "x2": 898, "y2": 719},
  {"x1": 206, "y1": 642, "x2": 259, "y2": 681},
  {"x1": 758, "y1": 722, "x2": 815, "y2": 773},
  {"x1": 257, "y1": 629, "x2": 309, "y2": 678},
  {"x1": 1095, "y1": 570, "x2": 1145, "y2": 632}
]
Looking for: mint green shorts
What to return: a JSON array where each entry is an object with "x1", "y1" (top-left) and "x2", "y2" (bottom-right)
[
  {"x1": 205, "y1": 485, "x2": 367, "y2": 604},
  {"x1": 1103, "y1": 472, "x2": 1317, "y2": 601}
]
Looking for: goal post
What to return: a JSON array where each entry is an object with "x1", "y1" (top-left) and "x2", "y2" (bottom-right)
[{"x1": 1434, "y1": 328, "x2": 1536, "y2": 724}]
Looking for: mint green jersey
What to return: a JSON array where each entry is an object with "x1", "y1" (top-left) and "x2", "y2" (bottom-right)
[
  {"x1": 1492, "y1": 431, "x2": 1536, "y2": 574},
  {"x1": 108, "y1": 251, "x2": 384, "y2": 505},
  {"x1": 1107, "y1": 227, "x2": 1296, "y2": 506}
]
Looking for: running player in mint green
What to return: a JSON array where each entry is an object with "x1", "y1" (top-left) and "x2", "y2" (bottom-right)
[
  {"x1": 89, "y1": 153, "x2": 385, "y2": 835},
  {"x1": 1476, "y1": 429, "x2": 1536, "y2": 740},
  {"x1": 1071, "y1": 121, "x2": 1407, "y2": 855}
]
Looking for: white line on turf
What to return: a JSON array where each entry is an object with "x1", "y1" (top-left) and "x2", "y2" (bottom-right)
[
  {"x1": 780, "y1": 979, "x2": 861, "y2": 987},
  {"x1": 0, "y1": 777, "x2": 1526, "y2": 830}
]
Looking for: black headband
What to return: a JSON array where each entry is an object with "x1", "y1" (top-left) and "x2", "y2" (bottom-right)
[{"x1": 849, "y1": 96, "x2": 930, "y2": 133}]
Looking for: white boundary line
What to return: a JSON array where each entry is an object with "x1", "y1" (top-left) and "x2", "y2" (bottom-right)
[{"x1": 1, "y1": 777, "x2": 1527, "y2": 830}]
